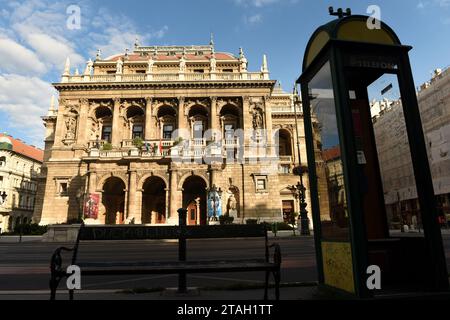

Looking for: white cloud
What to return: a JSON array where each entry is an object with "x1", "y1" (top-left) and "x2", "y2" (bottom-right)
[
  {"x1": 24, "y1": 33, "x2": 85, "y2": 70},
  {"x1": 245, "y1": 14, "x2": 263, "y2": 25},
  {"x1": 0, "y1": 74, "x2": 56, "y2": 147},
  {"x1": 0, "y1": 0, "x2": 170, "y2": 147},
  {"x1": 234, "y1": 0, "x2": 280, "y2": 7},
  {"x1": 0, "y1": 36, "x2": 46, "y2": 74}
]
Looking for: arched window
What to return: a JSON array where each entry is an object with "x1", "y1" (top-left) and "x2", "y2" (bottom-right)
[{"x1": 0, "y1": 156, "x2": 6, "y2": 167}]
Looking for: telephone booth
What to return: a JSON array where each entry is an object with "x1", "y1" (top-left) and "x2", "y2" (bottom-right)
[{"x1": 298, "y1": 13, "x2": 449, "y2": 297}]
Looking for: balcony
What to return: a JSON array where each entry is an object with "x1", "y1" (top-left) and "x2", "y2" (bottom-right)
[
  {"x1": 279, "y1": 155, "x2": 293, "y2": 163},
  {"x1": 63, "y1": 72, "x2": 266, "y2": 83}
]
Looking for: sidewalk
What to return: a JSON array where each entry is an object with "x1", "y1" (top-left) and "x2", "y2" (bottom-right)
[
  {"x1": 0, "y1": 236, "x2": 43, "y2": 243},
  {"x1": 0, "y1": 284, "x2": 320, "y2": 300}
]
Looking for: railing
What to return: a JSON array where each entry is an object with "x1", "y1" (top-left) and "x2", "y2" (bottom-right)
[
  {"x1": 152, "y1": 73, "x2": 179, "y2": 81},
  {"x1": 90, "y1": 75, "x2": 116, "y2": 82},
  {"x1": 279, "y1": 155, "x2": 293, "y2": 162},
  {"x1": 88, "y1": 140, "x2": 107, "y2": 149},
  {"x1": 217, "y1": 73, "x2": 241, "y2": 81},
  {"x1": 64, "y1": 72, "x2": 265, "y2": 83},
  {"x1": 99, "y1": 150, "x2": 129, "y2": 158},
  {"x1": 185, "y1": 73, "x2": 209, "y2": 81},
  {"x1": 121, "y1": 74, "x2": 146, "y2": 82}
]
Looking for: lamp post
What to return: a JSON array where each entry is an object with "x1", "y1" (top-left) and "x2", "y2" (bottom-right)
[{"x1": 292, "y1": 85, "x2": 311, "y2": 236}]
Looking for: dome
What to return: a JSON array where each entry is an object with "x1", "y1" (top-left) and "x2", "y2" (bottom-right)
[{"x1": 303, "y1": 15, "x2": 402, "y2": 71}]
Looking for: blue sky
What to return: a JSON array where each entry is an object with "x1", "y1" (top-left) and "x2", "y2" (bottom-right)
[{"x1": 0, "y1": 0, "x2": 449, "y2": 147}]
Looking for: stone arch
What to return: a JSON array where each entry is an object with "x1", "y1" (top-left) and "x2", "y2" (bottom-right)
[
  {"x1": 182, "y1": 175, "x2": 208, "y2": 226},
  {"x1": 96, "y1": 172, "x2": 128, "y2": 192},
  {"x1": 137, "y1": 172, "x2": 169, "y2": 191},
  {"x1": 178, "y1": 171, "x2": 209, "y2": 191},
  {"x1": 155, "y1": 104, "x2": 177, "y2": 118},
  {"x1": 141, "y1": 176, "x2": 167, "y2": 224},
  {"x1": 102, "y1": 176, "x2": 126, "y2": 225},
  {"x1": 274, "y1": 128, "x2": 294, "y2": 156}
]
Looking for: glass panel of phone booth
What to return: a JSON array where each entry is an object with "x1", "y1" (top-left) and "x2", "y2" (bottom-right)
[
  {"x1": 345, "y1": 69, "x2": 424, "y2": 239},
  {"x1": 308, "y1": 61, "x2": 350, "y2": 242}
]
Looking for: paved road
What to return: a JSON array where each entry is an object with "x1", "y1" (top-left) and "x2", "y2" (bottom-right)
[
  {"x1": 0, "y1": 237, "x2": 318, "y2": 291},
  {"x1": 0, "y1": 234, "x2": 449, "y2": 294}
]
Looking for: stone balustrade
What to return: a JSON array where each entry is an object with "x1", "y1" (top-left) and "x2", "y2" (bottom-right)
[{"x1": 63, "y1": 72, "x2": 266, "y2": 83}]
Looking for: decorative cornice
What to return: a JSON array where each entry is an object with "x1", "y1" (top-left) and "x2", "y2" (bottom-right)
[{"x1": 53, "y1": 80, "x2": 277, "y2": 92}]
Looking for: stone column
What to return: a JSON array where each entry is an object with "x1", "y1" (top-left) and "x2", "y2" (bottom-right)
[
  {"x1": 53, "y1": 99, "x2": 66, "y2": 146},
  {"x1": 241, "y1": 96, "x2": 251, "y2": 158},
  {"x1": 127, "y1": 170, "x2": 137, "y2": 223},
  {"x1": 77, "y1": 99, "x2": 89, "y2": 146},
  {"x1": 177, "y1": 97, "x2": 186, "y2": 137},
  {"x1": 111, "y1": 98, "x2": 121, "y2": 147},
  {"x1": 165, "y1": 188, "x2": 170, "y2": 220},
  {"x1": 135, "y1": 190, "x2": 143, "y2": 224},
  {"x1": 144, "y1": 97, "x2": 154, "y2": 141},
  {"x1": 264, "y1": 96, "x2": 274, "y2": 156},
  {"x1": 210, "y1": 97, "x2": 220, "y2": 140},
  {"x1": 168, "y1": 168, "x2": 179, "y2": 225}
]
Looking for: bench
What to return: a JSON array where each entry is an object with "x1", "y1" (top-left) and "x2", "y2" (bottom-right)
[{"x1": 49, "y1": 208, "x2": 282, "y2": 300}]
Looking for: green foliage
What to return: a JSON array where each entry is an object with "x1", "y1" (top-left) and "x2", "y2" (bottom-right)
[
  {"x1": 173, "y1": 137, "x2": 183, "y2": 146},
  {"x1": 219, "y1": 215, "x2": 234, "y2": 225},
  {"x1": 13, "y1": 223, "x2": 47, "y2": 235},
  {"x1": 102, "y1": 142, "x2": 113, "y2": 151},
  {"x1": 132, "y1": 137, "x2": 144, "y2": 149}
]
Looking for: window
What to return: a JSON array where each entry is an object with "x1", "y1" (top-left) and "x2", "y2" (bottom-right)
[
  {"x1": 0, "y1": 156, "x2": 5, "y2": 167},
  {"x1": 256, "y1": 179, "x2": 266, "y2": 191},
  {"x1": 193, "y1": 121, "x2": 204, "y2": 139},
  {"x1": 194, "y1": 69, "x2": 204, "y2": 73},
  {"x1": 223, "y1": 69, "x2": 233, "y2": 73},
  {"x1": 254, "y1": 175, "x2": 268, "y2": 193},
  {"x1": 279, "y1": 165, "x2": 290, "y2": 174},
  {"x1": 136, "y1": 70, "x2": 146, "y2": 74},
  {"x1": 224, "y1": 124, "x2": 235, "y2": 139},
  {"x1": 163, "y1": 125, "x2": 174, "y2": 139},
  {"x1": 106, "y1": 70, "x2": 115, "y2": 74},
  {"x1": 190, "y1": 209, "x2": 196, "y2": 221},
  {"x1": 101, "y1": 125, "x2": 112, "y2": 142},
  {"x1": 57, "y1": 180, "x2": 69, "y2": 197},
  {"x1": 0, "y1": 176, "x2": 3, "y2": 187},
  {"x1": 132, "y1": 125, "x2": 143, "y2": 139}
]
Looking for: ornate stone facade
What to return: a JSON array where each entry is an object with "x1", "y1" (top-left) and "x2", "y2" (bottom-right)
[{"x1": 33, "y1": 43, "x2": 325, "y2": 226}]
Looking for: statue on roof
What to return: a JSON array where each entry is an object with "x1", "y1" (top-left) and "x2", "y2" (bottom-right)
[
  {"x1": 116, "y1": 58, "x2": 123, "y2": 74},
  {"x1": 239, "y1": 48, "x2": 248, "y2": 72}
]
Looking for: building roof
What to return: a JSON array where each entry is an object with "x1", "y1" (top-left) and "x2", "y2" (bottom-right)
[
  {"x1": 0, "y1": 134, "x2": 44, "y2": 163},
  {"x1": 322, "y1": 146, "x2": 341, "y2": 162},
  {"x1": 104, "y1": 52, "x2": 237, "y2": 63}
]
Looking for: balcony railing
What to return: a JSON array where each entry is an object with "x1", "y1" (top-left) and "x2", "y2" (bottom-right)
[
  {"x1": 279, "y1": 155, "x2": 293, "y2": 162},
  {"x1": 63, "y1": 72, "x2": 266, "y2": 83}
]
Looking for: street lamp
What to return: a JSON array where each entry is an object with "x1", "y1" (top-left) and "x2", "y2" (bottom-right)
[
  {"x1": 208, "y1": 184, "x2": 222, "y2": 224},
  {"x1": 292, "y1": 85, "x2": 311, "y2": 236}
]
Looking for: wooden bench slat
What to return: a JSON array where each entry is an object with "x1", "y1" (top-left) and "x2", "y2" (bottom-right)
[{"x1": 78, "y1": 225, "x2": 268, "y2": 241}]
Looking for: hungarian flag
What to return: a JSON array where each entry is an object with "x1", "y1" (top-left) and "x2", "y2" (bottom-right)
[{"x1": 159, "y1": 139, "x2": 163, "y2": 155}]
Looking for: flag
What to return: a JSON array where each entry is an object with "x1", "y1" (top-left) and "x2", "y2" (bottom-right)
[{"x1": 159, "y1": 139, "x2": 163, "y2": 155}]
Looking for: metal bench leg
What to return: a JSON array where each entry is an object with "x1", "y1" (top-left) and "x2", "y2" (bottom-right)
[
  {"x1": 69, "y1": 289, "x2": 74, "y2": 301},
  {"x1": 49, "y1": 275, "x2": 61, "y2": 301},
  {"x1": 264, "y1": 271, "x2": 270, "y2": 300},
  {"x1": 273, "y1": 269, "x2": 281, "y2": 301}
]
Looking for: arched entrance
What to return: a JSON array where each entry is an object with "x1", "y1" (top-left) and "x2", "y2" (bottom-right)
[
  {"x1": 182, "y1": 176, "x2": 207, "y2": 225},
  {"x1": 102, "y1": 177, "x2": 125, "y2": 225},
  {"x1": 142, "y1": 176, "x2": 166, "y2": 224}
]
